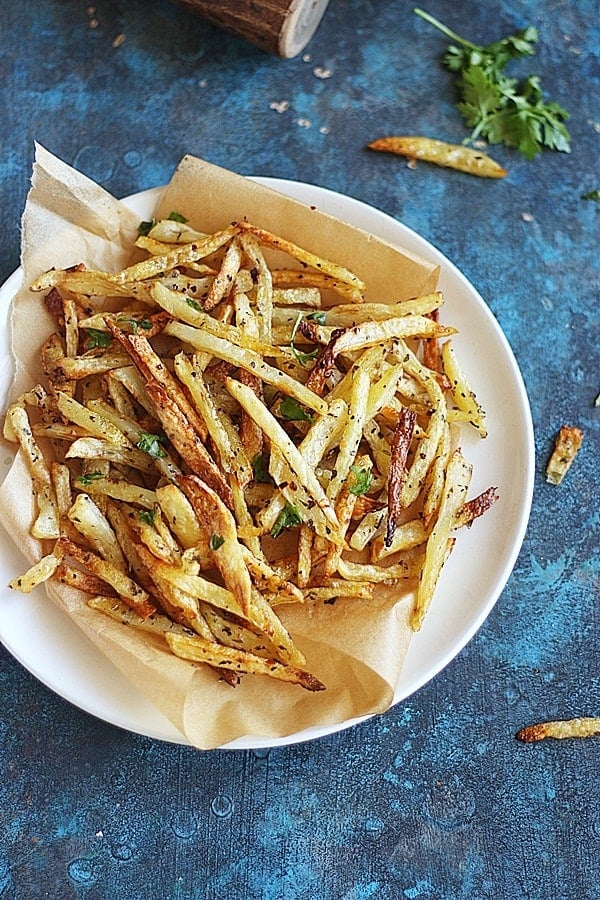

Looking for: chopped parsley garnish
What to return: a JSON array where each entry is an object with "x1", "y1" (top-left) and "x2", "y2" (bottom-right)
[
  {"x1": 209, "y1": 533, "x2": 225, "y2": 551},
  {"x1": 117, "y1": 316, "x2": 153, "y2": 334},
  {"x1": 280, "y1": 396, "x2": 315, "y2": 424},
  {"x1": 186, "y1": 297, "x2": 203, "y2": 312},
  {"x1": 137, "y1": 218, "x2": 156, "y2": 237},
  {"x1": 306, "y1": 311, "x2": 327, "y2": 325},
  {"x1": 85, "y1": 328, "x2": 112, "y2": 350},
  {"x1": 290, "y1": 313, "x2": 319, "y2": 366},
  {"x1": 581, "y1": 189, "x2": 600, "y2": 202},
  {"x1": 136, "y1": 432, "x2": 167, "y2": 459},
  {"x1": 271, "y1": 502, "x2": 303, "y2": 538},
  {"x1": 348, "y1": 466, "x2": 373, "y2": 496},
  {"x1": 138, "y1": 507, "x2": 157, "y2": 526},
  {"x1": 414, "y1": 8, "x2": 571, "y2": 159},
  {"x1": 77, "y1": 471, "x2": 105, "y2": 486},
  {"x1": 251, "y1": 452, "x2": 273, "y2": 484},
  {"x1": 138, "y1": 211, "x2": 188, "y2": 237}
]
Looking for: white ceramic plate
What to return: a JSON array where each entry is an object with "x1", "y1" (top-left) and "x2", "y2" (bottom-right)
[{"x1": 0, "y1": 180, "x2": 535, "y2": 749}]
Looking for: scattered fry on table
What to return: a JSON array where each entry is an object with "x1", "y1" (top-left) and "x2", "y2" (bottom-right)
[
  {"x1": 516, "y1": 717, "x2": 600, "y2": 742},
  {"x1": 369, "y1": 136, "x2": 508, "y2": 179},
  {"x1": 545, "y1": 425, "x2": 584, "y2": 485}
]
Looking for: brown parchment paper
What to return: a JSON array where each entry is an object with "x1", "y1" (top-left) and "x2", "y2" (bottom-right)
[{"x1": 0, "y1": 145, "x2": 440, "y2": 749}]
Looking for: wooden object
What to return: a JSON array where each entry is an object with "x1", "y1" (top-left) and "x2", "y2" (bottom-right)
[{"x1": 171, "y1": 0, "x2": 331, "y2": 58}]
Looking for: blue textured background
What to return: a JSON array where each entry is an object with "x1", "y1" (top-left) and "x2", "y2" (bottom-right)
[{"x1": 1, "y1": 1, "x2": 599, "y2": 897}]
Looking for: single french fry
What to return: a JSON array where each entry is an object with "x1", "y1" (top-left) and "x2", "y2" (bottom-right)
[
  {"x1": 166, "y1": 632, "x2": 324, "y2": 692},
  {"x1": 516, "y1": 717, "x2": 600, "y2": 742},
  {"x1": 411, "y1": 451, "x2": 472, "y2": 630},
  {"x1": 369, "y1": 136, "x2": 507, "y2": 179},
  {"x1": 9, "y1": 550, "x2": 63, "y2": 593}
]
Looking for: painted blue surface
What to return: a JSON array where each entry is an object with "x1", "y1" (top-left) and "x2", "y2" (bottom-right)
[{"x1": 0, "y1": 1, "x2": 599, "y2": 897}]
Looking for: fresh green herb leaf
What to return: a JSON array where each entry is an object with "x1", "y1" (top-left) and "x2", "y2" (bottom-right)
[
  {"x1": 136, "y1": 432, "x2": 167, "y2": 459},
  {"x1": 348, "y1": 466, "x2": 373, "y2": 496},
  {"x1": 280, "y1": 397, "x2": 315, "y2": 424},
  {"x1": 209, "y1": 533, "x2": 225, "y2": 551},
  {"x1": 138, "y1": 507, "x2": 157, "y2": 526},
  {"x1": 77, "y1": 471, "x2": 105, "y2": 486},
  {"x1": 138, "y1": 212, "x2": 187, "y2": 235},
  {"x1": 581, "y1": 189, "x2": 600, "y2": 202},
  {"x1": 414, "y1": 8, "x2": 571, "y2": 159},
  {"x1": 85, "y1": 328, "x2": 112, "y2": 350},
  {"x1": 271, "y1": 502, "x2": 303, "y2": 538},
  {"x1": 138, "y1": 218, "x2": 156, "y2": 237},
  {"x1": 252, "y1": 452, "x2": 273, "y2": 484},
  {"x1": 186, "y1": 297, "x2": 203, "y2": 312},
  {"x1": 117, "y1": 316, "x2": 153, "y2": 334},
  {"x1": 290, "y1": 312, "x2": 319, "y2": 366},
  {"x1": 306, "y1": 311, "x2": 327, "y2": 325}
]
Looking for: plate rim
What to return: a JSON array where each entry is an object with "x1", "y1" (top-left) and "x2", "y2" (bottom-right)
[{"x1": 0, "y1": 177, "x2": 535, "y2": 749}]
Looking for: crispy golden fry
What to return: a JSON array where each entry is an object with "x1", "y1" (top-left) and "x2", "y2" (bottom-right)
[
  {"x1": 166, "y1": 632, "x2": 325, "y2": 692},
  {"x1": 441, "y1": 340, "x2": 487, "y2": 437},
  {"x1": 545, "y1": 425, "x2": 583, "y2": 485},
  {"x1": 9, "y1": 550, "x2": 63, "y2": 593},
  {"x1": 374, "y1": 518, "x2": 428, "y2": 561},
  {"x1": 454, "y1": 486, "x2": 499, "y2": 529},
  {"x1": 369, "y1": 136, "x2": 508, "y2": 179},
  {"x1": 411, "y1": 451, "x2": 472, "y2": 630},
  {"x1": 327, "y1": 369, "x2": 371, "y2": 501},
  {"x1": 57, "y1": 537, "x2": 157, "y2": 619},
  {"x1": 56, "y1": 391, "x2": 132, "y2": 446},
  {"x1": 177, "y1": 474, "x2": 253, "y2": 615},
  {"x1": 336, "y1": 557, "x2": 421, "y2": 583},
  {"x1": 394, "y1": 344, "x2": 448, "y2": 508},
  {"x1": 144, "y1": 381, "x2": 234, "y2": 509},
  {"x1": 386, "y1": 407, "x2": 417, "y2": 548},
  {"x1": 271, "y1": 268, "x2": 364, "y2": 303},
  {"x1": 67, "y1": 493, "x2": 127, "y2": 569},
  {"x1": 65, "y1": 436, "x2": 156, "y2": 474},
  {"x1": 204, "y1": 235, "x2": 244, "y2": 310},
  {"x1": 4, "y1": 404, "x2": 60, "y2": 539},
  {"x1": 57, "y1": 563, "x2": 118, "y2": 596},
  {"x1": 516, "y1": 717, "x2": 600, "y2": 742}
]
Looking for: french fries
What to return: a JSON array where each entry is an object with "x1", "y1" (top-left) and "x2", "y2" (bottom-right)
[{"x1": 4, "y1": 207, "x2": 497, "y2": 698}]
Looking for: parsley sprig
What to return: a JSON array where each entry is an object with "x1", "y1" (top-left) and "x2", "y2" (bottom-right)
[
  {"x1": 271, "y1": 502, "x2": 303, "y2": 538},
  {"x1": 414, "y1": 8, "x2": 571, "y2": 160}
]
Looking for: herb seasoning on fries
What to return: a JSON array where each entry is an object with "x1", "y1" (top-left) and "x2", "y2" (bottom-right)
[{"x1": 4, "y1": 212, "x2": 498, "y2": 691}]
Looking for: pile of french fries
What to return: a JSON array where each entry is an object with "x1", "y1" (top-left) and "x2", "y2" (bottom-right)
[{"x1": 3, "y1": 211, "x2": 497, "y2": 692}]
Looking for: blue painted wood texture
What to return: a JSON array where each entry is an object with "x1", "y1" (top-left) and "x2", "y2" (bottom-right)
[{"x1": 0, "y1": 1, "x2": 598, "y2": 897}]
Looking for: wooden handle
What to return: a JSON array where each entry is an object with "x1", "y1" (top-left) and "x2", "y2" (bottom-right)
[{"x1": 171, "y1": 0, "x2": 330, "y2": 58}]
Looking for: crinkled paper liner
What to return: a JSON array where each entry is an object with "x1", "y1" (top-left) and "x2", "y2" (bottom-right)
[{"x1": 0, "y1": 144, "x2": 440, "y2": 749}]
